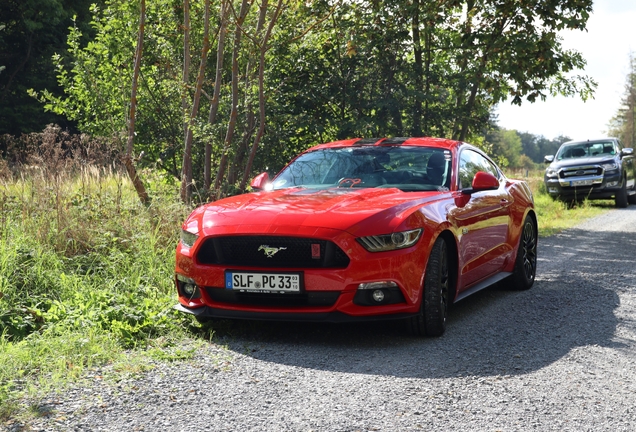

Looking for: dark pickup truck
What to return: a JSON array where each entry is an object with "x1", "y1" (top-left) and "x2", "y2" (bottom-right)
[{"x1": 544, "y1": 138, "x2": 636, "y2": 207}]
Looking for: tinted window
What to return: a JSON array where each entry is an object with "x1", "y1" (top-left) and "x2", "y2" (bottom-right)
[
  {"x1": 556, "y1": 141, "x2": 617, "y2": 159},
  {"x1": 458, "y1": 149, "x2": 499, "y2": 189},
  {"x1": 272, "y1": 146, "x2": 452, "y2": 192}
]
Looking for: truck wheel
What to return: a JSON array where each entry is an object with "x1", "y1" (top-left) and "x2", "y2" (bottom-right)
[
  {"x1": 628, "y1": 183, "x2": 636, "y2": 205},
  {"x1": 615, "y1": 177, "x2": 628, "y2": 208}
]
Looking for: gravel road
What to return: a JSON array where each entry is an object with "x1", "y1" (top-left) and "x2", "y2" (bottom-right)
[{"x1": 9, "y1": 207, "x2": 636, "y2": 431}]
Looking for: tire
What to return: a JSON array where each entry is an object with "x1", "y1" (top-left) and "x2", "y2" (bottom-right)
[
  {"x1": 405, "y1": 236, "x2": 451, "y2": 337},
  {"x1": 615, "y1": 177, "x2": 628, "y2": 208},
  {"x1": 508, "y1": 215, "x2": 537, "y2": 290},
  {"x1": 628, "y1": 183, "x2": 636, "y2": 205}
]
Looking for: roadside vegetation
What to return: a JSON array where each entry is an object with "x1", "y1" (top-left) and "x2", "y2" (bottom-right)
[{"x1": 0, "y1": 148, "x2": 613, "y2": 421}]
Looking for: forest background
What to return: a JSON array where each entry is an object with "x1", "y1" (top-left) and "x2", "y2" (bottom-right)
[{"x1": 6, "y1": 0, "x2": 636, "y2": 202}]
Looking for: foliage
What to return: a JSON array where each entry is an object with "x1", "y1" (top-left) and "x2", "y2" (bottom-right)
[
  {"x1": 29, "y1": 0, "x2": 597, "y2": 201},
  {"x1": 485, "y1": 128, "x2": 523, "y2": 167},
  {"x1": 607, "y1": 53, "x2": 636, "y2": 148},
  {"x1": 517, "y1": 131, "x2": 571, "y2": 163},
  {"x1": 0, "y1": 0, "x2": 100, "y2": 135}
]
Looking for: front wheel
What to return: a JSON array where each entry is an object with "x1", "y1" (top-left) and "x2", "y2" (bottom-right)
[
  {"x1": 405, "y1": 236, "x2": 451, "y2": 337},
  {"x1": 507, "y1": 216, "x2": 537, "y2": 290},
  {"x1": 615, "y1": 177, "x2": 628, "y2": 208}
]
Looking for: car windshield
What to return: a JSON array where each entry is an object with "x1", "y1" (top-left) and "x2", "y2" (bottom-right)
[
  {"x1": 557, "y1": 141, "x2": 616, "y2": 160},
  {"x1": 272, "y1": 146, "x2": 452, "y2": 192}
]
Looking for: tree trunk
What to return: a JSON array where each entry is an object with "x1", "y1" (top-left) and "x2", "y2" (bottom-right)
[
  {"x1": 411, "y1": 0, "x2": 423, "y2": 137},
  {"x1": 204, "y1": 0, "x2": 230, "y2": 193},
  {"x1": 240, "y1": 0, "x2": 284, "y2": 192},
  {"x1": 181, "y1": 0, "x2": 191, "y2": 138},
  {"x1": 230, "y1": 0, "x2": 269, "y2": 186},
  {"x1": 213, "y1": 0, "x2": 251, "y2": 199},
  {"x1": 181, "y1": 0, "x2": 211, "y2": 203},
  {"x1": 125, "y1": 0, "x2": 150, "y2": 206}
]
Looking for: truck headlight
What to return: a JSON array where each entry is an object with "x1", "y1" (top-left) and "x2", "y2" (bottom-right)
[
  {"x1": 601, "y1": 162, "x2": 618, "y2": 172},
  {"x1": 545, "y1": 168, "x2": 558, "y2": 178}
]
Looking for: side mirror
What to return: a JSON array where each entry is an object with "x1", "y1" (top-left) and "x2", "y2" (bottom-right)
[
  {"x1": 250, "y1": 172, "x2": 270, "y2": 190},
  {"x1": 544, "y1": 155, "x2": 554, "y2": 164},
  {"x1": 471, "y1": 171, "x2": 499, "y2": 192},
  {"x1": 620, "y1": 148, "x2": 634, "y2": 157}
]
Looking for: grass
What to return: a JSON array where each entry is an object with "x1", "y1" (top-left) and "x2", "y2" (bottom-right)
[
  {"x1": 0, "y1": 165, "x2": 202, "y2": 422},
  {"x1": 0, "y1": 164, "x2": 617, "y2": 423}
]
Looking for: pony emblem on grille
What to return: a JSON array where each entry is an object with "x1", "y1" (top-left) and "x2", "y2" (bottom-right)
[{"x1": 258, "y1": 245, "x2": 287, "y2": 258}]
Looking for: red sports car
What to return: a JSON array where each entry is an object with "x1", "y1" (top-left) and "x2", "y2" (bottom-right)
[{"x1": 175, "y1": 137, "x2": 537, "y2": 336}]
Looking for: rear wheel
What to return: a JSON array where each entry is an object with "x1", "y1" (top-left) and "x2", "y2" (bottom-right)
[
  {"x1": 405, "y1": 236, "x2": 450, "y2": 337},
  {"x1": 628, "y1": 182, "x2": 636, "y2": 205},
  {"x1": 615, "y1": 177, "x2": 628, "y2": 208},
  {"x1": 508, "y1": 216, "x2": 537, "y2": 290}
]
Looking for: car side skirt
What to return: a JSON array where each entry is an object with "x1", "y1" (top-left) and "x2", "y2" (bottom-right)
[{"x1": 454, "y1": 271, "x2": 512, "y2": 303}]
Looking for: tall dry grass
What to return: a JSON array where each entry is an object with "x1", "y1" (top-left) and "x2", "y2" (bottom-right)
[{"x1": 0, "y1": 127, "x2": 196, "y2": 420}]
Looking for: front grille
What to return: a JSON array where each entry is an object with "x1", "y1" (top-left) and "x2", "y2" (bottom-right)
[
  {"x1": 205, "y1": 287, "x2": 340, "y2": 307},
  {"x1": 559, "y1": 166, "x2": 602, "y2": 178},
  {"x1": 196, "y1": 236, "x2": 350, "y2": 268}
]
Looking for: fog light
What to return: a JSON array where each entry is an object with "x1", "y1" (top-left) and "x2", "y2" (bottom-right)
[
  {"x1": 548, "y1": 188, "x2": 558, "y2": 193},
  {"x1": 372, "y1": 289, "x2": 385, "y2": 302},
  {"x1": 607, "y1": 181, "x2": 618, "y2": 187},
  {"x1": 183, "y1": 283, "x2": 196, "y2": 296},
  {"x1": 176, "y1": 274, "x2": 201, "y2": 299}
]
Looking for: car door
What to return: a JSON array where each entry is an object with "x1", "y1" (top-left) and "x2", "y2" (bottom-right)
[{"x1": 449, "y1": 149, "x2": 513, "y2": 289}]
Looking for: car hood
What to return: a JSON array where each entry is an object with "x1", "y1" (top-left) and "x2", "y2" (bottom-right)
[{"x1": 190, "y1": 187, "x2": 445, "y2": 237}]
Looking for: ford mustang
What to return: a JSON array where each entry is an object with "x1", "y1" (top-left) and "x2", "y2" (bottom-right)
[{"x1": 174, "y1": 137, "x2": 537, "y2": 336}]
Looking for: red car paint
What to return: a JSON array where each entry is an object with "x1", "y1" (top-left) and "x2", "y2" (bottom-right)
[{"x1": 174, "y1": 137, "x2": 536, "y2": 329}]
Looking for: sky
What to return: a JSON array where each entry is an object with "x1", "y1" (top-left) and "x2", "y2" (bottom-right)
[{"x1": 495, "y1": 0, "x2": 636, "y2": 141}]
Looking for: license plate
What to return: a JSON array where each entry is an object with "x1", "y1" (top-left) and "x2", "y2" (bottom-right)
[
  {"x1": 225, "y1": 271, "x2": 301, "y2": 293},
  {"x1": 570, "y1": 179, "x2": 593, "y2": 186}
]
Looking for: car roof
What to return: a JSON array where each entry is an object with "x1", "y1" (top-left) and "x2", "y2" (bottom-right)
[{"x1": 306, "y1": 137, "x2": 461, "y2": 152}]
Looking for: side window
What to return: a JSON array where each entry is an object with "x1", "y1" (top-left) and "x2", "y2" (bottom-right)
[{"x1": 458, "y1": 150, "x2": 500, "y2": 189}]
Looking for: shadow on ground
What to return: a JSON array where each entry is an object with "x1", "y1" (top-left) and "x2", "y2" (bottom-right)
[{"x1": 191, "y1": 224, "x2": 635, "y2": 379}]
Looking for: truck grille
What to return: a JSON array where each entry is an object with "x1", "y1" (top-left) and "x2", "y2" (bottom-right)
[
  {"x1": 558, "y1": 166, "x2": 602, "y2": 178},
  {"x1": 196, "y1": 236, "x2": 350, "y2": 268}
]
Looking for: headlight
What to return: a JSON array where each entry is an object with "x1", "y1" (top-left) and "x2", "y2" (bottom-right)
[
  {"x1": 357, "y1": 228, "x2": 422, "y2": 252},
  {"x1": 545, "y1": 168, "x2": 558, "y2": 178},
  {"x1": 601, "y1": 162, "x2": 618, "y2": 171},
  {"x1": 180, "y1": 229, "x2": 199, "y2": 248}
]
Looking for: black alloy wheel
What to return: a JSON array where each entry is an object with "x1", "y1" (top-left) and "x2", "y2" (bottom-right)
[
  {"x1": 508, "y1": 216, "x2": 537, "y2": 290},
  {"x1": 405, "y1": 236, "x2": 450, "y2": 337}
]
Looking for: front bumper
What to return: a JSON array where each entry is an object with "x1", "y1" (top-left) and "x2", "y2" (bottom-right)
[
  {"x1": 174, "y1": 230, "x2": 429, "y2": 321},
  {"x1": 544, "y1": 172, "x2": 621, "y2": 200},
  {"x1": 174, "y1": 303, "x2": 417, "y2": 322}
]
